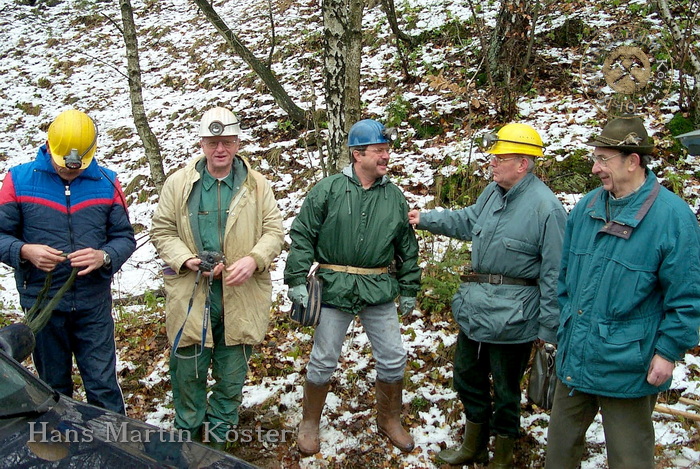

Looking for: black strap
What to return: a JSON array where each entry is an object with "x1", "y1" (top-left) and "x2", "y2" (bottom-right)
[
  {"x1": 460, "y1": 272, "x2": 537, "y2": 286},
  {"x1": 24, "y1": 268, "x2": 79, "y2": 334}
]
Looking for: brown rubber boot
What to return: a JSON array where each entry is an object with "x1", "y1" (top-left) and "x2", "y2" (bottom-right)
[
  {"x1": 437, "y1": 419, "x2": 489, "y2": 465},
  {"x1": 375, "y1": 379, "x2": 415, "y2": 453},
  {"x1": 297, "y1": 381, "x2": 330, "y2": 456},
  {"x1": 488, "y1": 434, "x2": 516, "y2": 469}
]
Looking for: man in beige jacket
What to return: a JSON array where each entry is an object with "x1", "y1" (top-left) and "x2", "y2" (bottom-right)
[{"x1": 151, "y1": 107, "x2": 284, "y2": 448}]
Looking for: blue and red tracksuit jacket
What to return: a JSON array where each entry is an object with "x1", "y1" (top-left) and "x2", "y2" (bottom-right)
[{"x1": 0, "y1": 145, "x2": 136, "y2": 312}]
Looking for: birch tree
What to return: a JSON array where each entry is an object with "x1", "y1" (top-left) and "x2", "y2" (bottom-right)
[
  {"x1": 323, "y1": 0, "x2": 364, "y2": 172},
  {"x1": 119, "y1": 0, "x2": 165, "y2": 193}
]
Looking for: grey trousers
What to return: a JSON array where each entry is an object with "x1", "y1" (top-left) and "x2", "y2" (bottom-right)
[
  {"x1": 545, "y1": 378, "x2": 657, "y2": 469},
  {"x1": 306, "y1": 302, "x2": 407, "y2": 385}
]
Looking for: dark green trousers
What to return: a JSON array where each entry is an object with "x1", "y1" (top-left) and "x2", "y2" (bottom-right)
[
  {"x1": 170, "y1": 302, "x2": 252, "y2": 442},
  {"x1": 546, "y1": 379, "x2": 657, "y2": 469},
  {"x1": 452, "y1": 330, "x2": 532, "y2": 437}
]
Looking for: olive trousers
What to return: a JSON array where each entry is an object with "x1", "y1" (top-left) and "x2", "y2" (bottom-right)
[{"x1": 546, "y1": 378, "x2": 657, "y2": 469}]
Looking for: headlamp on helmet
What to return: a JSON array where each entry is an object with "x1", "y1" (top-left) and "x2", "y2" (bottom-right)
[
  {"x1": 208, "y1": 118, "x2": 241, "y2": 137},
  {"x1": 479, "y1": 123, "x2": 545, "y2": 157},
  {"x1": 480, "y1": 132, "x2": 499, "y2": 150},
  {"x1": 383, "y1": 127, "x2": 399, "y2": 143}
]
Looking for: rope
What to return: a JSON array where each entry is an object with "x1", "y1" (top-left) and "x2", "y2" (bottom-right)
[{"x1": 24, "y1": 268, "x2": 79, "y2": 334}]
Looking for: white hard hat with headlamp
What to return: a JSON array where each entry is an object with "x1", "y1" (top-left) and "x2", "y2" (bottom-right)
[{"x1": 199, "y1": 107, "x2": 241, "y2": 138}]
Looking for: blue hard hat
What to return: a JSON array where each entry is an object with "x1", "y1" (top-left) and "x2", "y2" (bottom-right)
[{"x1": 347, "y1": 119, "x2": 393, "y2": 147}]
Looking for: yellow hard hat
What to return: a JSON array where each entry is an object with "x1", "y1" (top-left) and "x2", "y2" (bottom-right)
[
  {"x1": 482, "y1": 123, "x2": 544, "y2": 157},
  {"x1": 47, "y1": 109, "x2": 98, "y2": 170}
]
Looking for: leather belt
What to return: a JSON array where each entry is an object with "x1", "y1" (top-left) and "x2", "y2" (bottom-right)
[
  {"x1": 460, "y1": 272, "x2": 538, "y2": 286},
  {"x1": 319, "y1": 263, "x2": 389, "y2": 275}
]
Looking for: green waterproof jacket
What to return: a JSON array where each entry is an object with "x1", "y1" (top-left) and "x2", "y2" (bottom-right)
[
  {"x1": 418, "y1": 173, "x2": 567, "y2": 344},
  {"x1": 284, "y1": 165, "x2": 421, "y2": 314}
]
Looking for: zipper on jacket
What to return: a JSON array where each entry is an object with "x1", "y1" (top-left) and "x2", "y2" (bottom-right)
[
  {"x1": 64, "y1": 184, "x2": 75, "y2": 251},
  {"x1": 64, "y1": 183, "x2": 76, "y2": 309}
]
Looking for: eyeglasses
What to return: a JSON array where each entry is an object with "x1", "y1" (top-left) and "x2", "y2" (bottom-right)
[
  {"x1": 588, "y1": 152, "x2": 623, "y2": 166},
  {"x1": 364, "y1": 147, "x2": 391, "y2": 156},
  {"x1": 490, "y1": 155, "x2": 521, "y2": 164},
  {"x1": 203, "y1": 138, "x2": 239, "y2": 150}
]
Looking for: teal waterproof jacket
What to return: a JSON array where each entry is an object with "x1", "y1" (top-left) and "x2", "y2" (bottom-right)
[
  {"x1": 556, "y1": 171, "x2": 700, "y2": 398},
  {"x1": 284, "y1": 166, "x2": 421, "y2": 314},
  {"x1": 418, "y1": 173, "x2": 567, "y2": 344}
]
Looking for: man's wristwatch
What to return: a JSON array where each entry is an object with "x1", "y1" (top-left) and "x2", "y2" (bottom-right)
[{"x1": 102, "y1": 250, "x2": 111, "y2": 268}]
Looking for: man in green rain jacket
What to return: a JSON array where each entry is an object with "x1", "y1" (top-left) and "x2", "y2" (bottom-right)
[
  {"x1": 285, "y1": 119, "x2": 421, "y2": 456},
  {"x1": 409, "y1": 123, "x2": 566, "y2": 468}
]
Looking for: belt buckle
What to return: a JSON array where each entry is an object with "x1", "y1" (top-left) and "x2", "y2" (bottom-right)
[{"x1": 488, "y1": 274, "x2": 503, "y2": 285}]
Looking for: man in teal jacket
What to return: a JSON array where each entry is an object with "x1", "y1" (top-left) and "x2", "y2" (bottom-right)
[
  {"x1": 546, "y1": 115, "x2": 700, "y2": 469},
  {"x1": 409, "y1": 123, "x2": 566, "y2": 468},
  {"x1": 285, "y1": 119, "x2": 421, "y2": 456}
]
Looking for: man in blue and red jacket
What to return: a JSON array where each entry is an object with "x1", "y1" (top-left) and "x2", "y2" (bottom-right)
[{"x1": 0, "y1": 109, "x2": 135, "y2": 414}]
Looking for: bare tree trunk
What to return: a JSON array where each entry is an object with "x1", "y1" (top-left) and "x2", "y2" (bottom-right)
[
  {"x1": 487, "y1": 0, "x2": 539, "y2": 119},
  {"x1": 380, "y1": 0, "x2": 416, "y2": 47},
  {"x1": 342, "y1": 0, "x2": 363, "y2": 169},
  {"x1": 193, "y1": 0, "x2": 308, "y2": 125},
  {"x1": 379, "y1": 0, "x2": 416, "y2": 81},
  {"x1": 118, "y1": 0, "x2": 165, "y2": 194},
  {"x1": 323, "y1": 0, "x2": 363, "y2": 172}
]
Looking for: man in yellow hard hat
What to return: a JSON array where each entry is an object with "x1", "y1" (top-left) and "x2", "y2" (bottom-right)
[
  {"x1": 0, "y1": 109, "x2": 136, "y2": 414},
  {"x1": 408, "y1": 123, "x2": 567, "y2": 468}
]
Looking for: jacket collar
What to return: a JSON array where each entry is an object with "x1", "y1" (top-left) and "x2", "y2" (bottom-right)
[
  {"x1": 496, "y1": 172, "x2": 534, "y2": 200},
  {"x1": 342, "y1": 164, "x2": 389, "y2": 188},
  {"x1": 585, "y1": 169, "x2": 660, "y2": 239}
]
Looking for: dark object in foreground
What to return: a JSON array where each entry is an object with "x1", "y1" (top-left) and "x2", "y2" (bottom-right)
[
  {"x1": 0, "y1": 324, "x2": 257, "y2": 469},
  {"x1": 676, "y1": 129, "x2": 700, "y2": 155}
]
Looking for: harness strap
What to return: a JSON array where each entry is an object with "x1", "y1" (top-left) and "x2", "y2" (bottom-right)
[{"x1": 172, "y1": 271, "x2": 212, "y2": 374}]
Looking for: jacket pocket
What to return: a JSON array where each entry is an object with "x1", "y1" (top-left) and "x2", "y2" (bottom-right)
[
  {"x1": 460, "y1": 286, "x2": 537, "y2": 343},
  {"x1": 594, "y1": 320, "x2": 647, "y2": 375},
  {"x1": 502, "y1": 237, "x2": 538, "y2": 255}
]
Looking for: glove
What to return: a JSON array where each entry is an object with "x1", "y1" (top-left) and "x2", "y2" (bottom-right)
[
  {"x1": 288, "y1": 284, "x2": 309, "y2": 305},
  {"x1": 398, "y1": 296, "x2": 417, "y2": 316}
]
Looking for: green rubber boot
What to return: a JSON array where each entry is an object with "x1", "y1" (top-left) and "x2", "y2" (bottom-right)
[
  {"x1": 437, "y1": 419, "x2": 489, "y2": 465},
  {"x1": 488, "y1": 434, "x2": 515, "y2": 469}
]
